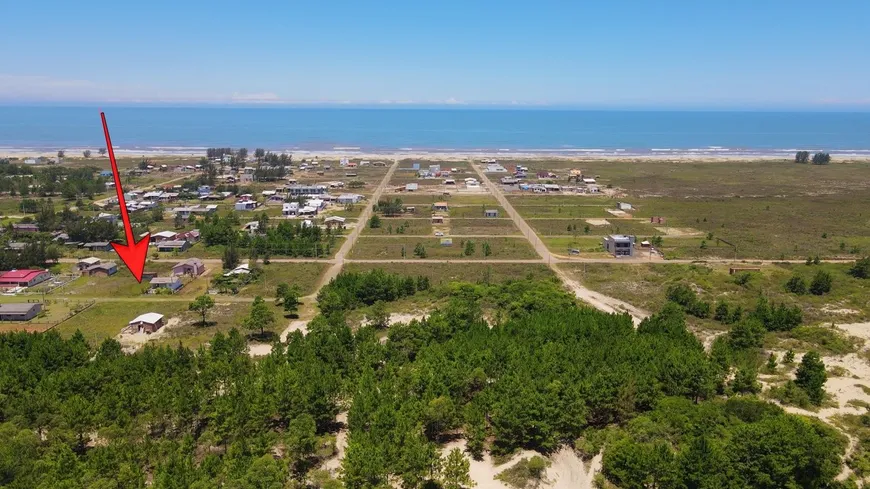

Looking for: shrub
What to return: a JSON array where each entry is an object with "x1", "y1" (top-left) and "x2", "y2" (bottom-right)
[
  {"x1": 784, "y1": 275, "x2": 807, "y2": 295},
  {"x1": 809, "y1": 270, "x2": 832, "y2": 295},
  {"x1": 849, "y1": 257, "x2": 870, "y2": 279}
]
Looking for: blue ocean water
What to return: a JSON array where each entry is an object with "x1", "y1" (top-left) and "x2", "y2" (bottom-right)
[{"x1": 1, "y1": 106, "x2": 869, "y2": 155}]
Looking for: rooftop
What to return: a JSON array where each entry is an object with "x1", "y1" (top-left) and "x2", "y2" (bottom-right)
[
  {"x1": 129, "y1": 312, "x2": 164, "y2": 324},
  {"x1": 0, "y1": 303, "x2": 40, "y2": 314},
  {"x1": 0, "y1": 269, "x2": 47, "y2": 280}
]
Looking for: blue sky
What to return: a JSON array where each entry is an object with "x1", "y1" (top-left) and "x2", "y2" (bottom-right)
[{"x1": 1, "y1": 0, "x2": 868, "y2": 108}]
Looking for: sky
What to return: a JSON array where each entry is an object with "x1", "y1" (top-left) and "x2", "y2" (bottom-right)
[{"x1": 1, "y1": 0, "x2": 868, "y2": 109}]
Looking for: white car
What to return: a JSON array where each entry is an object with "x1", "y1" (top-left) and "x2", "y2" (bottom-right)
[{"x1": 434, "y1": 232, "x2": 444, "y2": 237}]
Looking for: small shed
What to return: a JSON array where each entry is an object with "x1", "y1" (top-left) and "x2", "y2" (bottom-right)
[
  {"x1": 432, "y1": 215, "x2": 445, "y2": 224},
  {"x1": 617, "y1": 202, "x2": 633, "y2": 211},
  {"x1": 484, "y1": 209, "x2": 499, "y2": 218},
  {"x1": 433, "y1": 202, "x2": 449, "y2": 212},
  {"x1": 128, "y1": 312, "x2": 165, "y2": 334}
]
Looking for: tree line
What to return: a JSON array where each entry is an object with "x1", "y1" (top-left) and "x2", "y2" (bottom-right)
[
  {"x1": 795, "y1": 151, "x2": 832, "y2": 165},
  {"x1": 0, "y1": 276, "x2": 849, "y2": 488}
]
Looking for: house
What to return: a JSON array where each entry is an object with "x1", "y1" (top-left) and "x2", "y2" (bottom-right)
[
  {"x1": 485, "y1": 163, "x2": 508, "y2": 173},
  {"x1": 84, "y1": 262, "x2": 118, "y2": 277},
  {"x1": 156, "y1": 240, "x2": 191, "y2": 252},
  {"x1": 283, "y1": 202, "x2": 299, "y2": 216},
  {"x1": 243, "y1": 221, "x2": 261, "y2": 234},
  {"x1": 444, "y1": 178, "x2": 456, "y2": 185},
  {"x1": 432, "y1": 215, "x2": 445, "y2": 224},
  {"x1": 650, "y1": 216, "x2": 666, "y2": 224},
  {"x1": 176, "y1": 229, "x2": 201, "y2": 242},
  {"x1": 99, "y1": 170, "x2": 114, "y2": 178},
  {"x1": 76, "y1": 257, "x2": 102, "y2": 271},
  {"x1": 324, "y1": 216, "x2": 346, "y2": 229},
  {"x1": 603, "y1": 235, "x2": 636, "y2": 257},
  {"x1": 433, "y1": 202, "x2": 449, "y2": 212},
  {"x1": 96, "y1": 213, "x2": 118, "y2": 225},
  {"x1": 172, "y1": 258, "x2": 205, "y2": 277},
  {"x1": 405, "y1": 183, "x2": 418, "y2": 192},
  {"x1": 5, "y1": 242, "x2": 27, "y2": 251},
  {"x1": 0, "y1": 303, "x2": 42, "y2": 321},
  {"x1": 0, "y1": 269, "x2": 52, "y2": 288},
  {"x1": 287, "y1": 185, "x2": 327, "y2": 196},
  {"x1": 149, "y1": 276, "x2": 183, "y2": 293},
  {"x1": 12, "y1": 223, "x2": 40, "y2": 233},
  {"x1": 617, "y1": 202, "x2": 633, "y2": 211},
  {"x1": 337, "y1": 193, "x2": 364, "y2": 205},
  {"x1": 484, "y1": 209, "x2": 499, "y2": 218},
  {"x1": 298, "y1": 205, "x2": 318, "y2": 216},
  {"x1": 128, "y1": 312, "x2": 165, "y2": 334},
  {"x1": 151, "y1": 231, "x2": 178, "y2": 243},
  {"x1": 500, "y1": 177, "x2": 518, "y2": 185},
  {"x1": 267, "y1": 194, "x2": 286, "y2": 204},
  {"x1": 234, "y1": 201, "x2": 257, "y2": 211},
  {"x1": 582, "y1": 177, "x2": 596, "y2": 184}
]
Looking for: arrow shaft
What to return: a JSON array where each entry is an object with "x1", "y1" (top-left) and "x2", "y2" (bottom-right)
[{"x1": 100, "y1": 113, "x2": 135, "y2": 244}]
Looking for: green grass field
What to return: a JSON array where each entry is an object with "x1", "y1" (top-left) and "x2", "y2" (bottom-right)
[
  {"x1": 528, "y1": 218, "x2": 660, "y2": 236},
  {"x1": 349, "y1": 236, "x2": 539, "y2": 260},
  {"x1": 234, "y1": 262, "x2": 329, "y2": 298},
  {"x1": 558, "y1": 261, "x2": 870, "y2": 325},
  {"x1": 448, "y1": 218, "x2": 520, "y2": 235},
  {"x1": 343, "y1": 262, "x2": 555, "y2": 286},
  {"x1": 448, "y1": 205, "x2": 507, "y2": 218},
  {"x1": 513, "y1": 205, "x2": 614, "y2": 219},
  {"x1": 361, "y1": 218, "x2": 433, "y2": 235},
  {"x1": 381, "y1": 193, "x2": 498, "y2": 206}
]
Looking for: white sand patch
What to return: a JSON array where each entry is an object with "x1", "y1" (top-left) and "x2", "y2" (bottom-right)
[
  {"x1": 821, "y1": 306, "x2": 861, "y2": 316},
  {"x1": 439, "y1": 440, "x2": 600, "y2": 489},
  {"x1": 654, "y1": 227, "x2": 703, "y2": 237},
  {"x1": 322, "y1": 412, "x2": 348, "y2": 474},
  {"x1": 247, "y1": 343, "x2": 272, "y2": 357},
  {"x1": 389, "y1": 312, "x2": 428, "y2": 326},
  {"x1": 585, "y1": 218, "x2": 610, "y2": 226},
  {"x1": 281, "y1": 320, "x2": 310, "y2": 340},
  {"x1": 835, "y1": 323, "x2": 870, "y2": 340}
]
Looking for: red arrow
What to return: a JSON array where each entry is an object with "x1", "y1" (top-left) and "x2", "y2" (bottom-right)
[{"x1": 100, "y1": 112, "x2": 150, "y2": 282}]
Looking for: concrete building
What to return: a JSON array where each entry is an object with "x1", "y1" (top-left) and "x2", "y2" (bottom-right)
[
  {"x1": 0, "y1": 303, "x2": 42, "y2": 321},
  {"x1": 603, "y1": 235, "x2": 636, "y2": 257}
]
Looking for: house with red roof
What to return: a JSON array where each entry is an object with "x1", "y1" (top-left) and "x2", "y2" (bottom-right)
[{"x1": 0, "y1": 269, "x2": 52, "y2": 288}]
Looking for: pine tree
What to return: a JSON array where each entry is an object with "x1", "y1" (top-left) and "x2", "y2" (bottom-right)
[{"x1": 795, "y1": 351, "x2": 827, "y2": 405}]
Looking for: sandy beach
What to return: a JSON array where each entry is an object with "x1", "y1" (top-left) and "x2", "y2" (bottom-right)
[{"x1": 4, "y1": 147, "x2": 870, "y2": 162}]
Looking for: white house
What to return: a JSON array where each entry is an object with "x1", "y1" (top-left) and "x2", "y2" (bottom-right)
[
  {"x1": 234, "y1": 201, "x2": 257, "y2": 211},
  {"x1": 283, "y1": 202, "x2": 299, "y2": 216},
  {"x1": 337, "y1": 193, "x2": 364, "y2": 205}
]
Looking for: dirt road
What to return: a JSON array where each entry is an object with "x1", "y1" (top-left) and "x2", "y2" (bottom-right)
[{"x1": 469, "y1": 161, "x2": 650, "y2": 324}]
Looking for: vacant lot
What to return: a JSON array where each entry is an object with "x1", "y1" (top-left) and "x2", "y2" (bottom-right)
[
  {"x1": 349, "y1": 237, "x2": 539, "y2": 260},
  {"x1": 506, "y1": 194, "x2": 615, "y2": 206},
  {"x1": 56, "y1": 299, "x2": 190, "y2": 345},
  {"x1": 382, "y1": 193, "x2": 498, "y2": 206},
  {"x1": 558, "y1": 262, "x2": 870, "y2": 325},
  {"x1": 343, "y1": 262, "x2": 554, "y2": 285},
  {"x1": 58, "y1": 261, "x2": 208, "y2": 298},
  {"x1": 234, "y1": 262, "x2": 329, "y2": 298},
  {"x1": 362, "y1": 218, "x2": 433, "y2": 236},
  {"x1": 449, "y1": 205, "x2": 507, "y2": 218},
  {"x1": 449, "y1": 218, "x2": 520, "y2": 235},
  {"x1": 528, "y1": 218, "x2": 660, "y2": 236}
]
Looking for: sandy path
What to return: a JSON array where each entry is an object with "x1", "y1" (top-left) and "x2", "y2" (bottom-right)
[{"x1": 322, "y1": 412, "x2": 348, "y2": 474}]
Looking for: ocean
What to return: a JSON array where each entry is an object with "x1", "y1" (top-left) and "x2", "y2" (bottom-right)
[{"x1": 1, "y1": 106, "x2": 870, "y2": 157}]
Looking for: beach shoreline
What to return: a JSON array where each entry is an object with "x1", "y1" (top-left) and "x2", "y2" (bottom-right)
[{"x1": 4, "y1": 147, "x2": 870, "y2": 162}]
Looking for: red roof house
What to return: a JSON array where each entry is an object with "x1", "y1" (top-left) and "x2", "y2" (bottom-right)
[{"x1": 0, "y1": 269, "x2": 52, "y2": 288}]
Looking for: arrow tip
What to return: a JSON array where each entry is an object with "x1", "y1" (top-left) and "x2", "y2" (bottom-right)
[{"x1": 112, "y1": 234, "x2": 150, "y2": 283}]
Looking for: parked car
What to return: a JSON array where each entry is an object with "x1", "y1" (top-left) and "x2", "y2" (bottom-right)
[{"x1": 435, "y1": 232, "x2": 444, "y2": 237}]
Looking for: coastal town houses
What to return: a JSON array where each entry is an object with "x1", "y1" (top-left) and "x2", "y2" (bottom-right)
[
  {"x1": 149, "y1": 276, "x2": 183, "y2": 293},
  {"x1": 83, "y1": 262, "x2": 118, "y2": 277}
]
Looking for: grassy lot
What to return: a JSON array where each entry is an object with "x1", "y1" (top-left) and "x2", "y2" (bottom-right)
[
  {"x1": 449, "y1": 218, "x2": 520, "y2": 235},
  {"x1": 541, "y1": 236, "x2": 609, "y2": 256},
  {"x1": 528, "y1": 218, "x2": 660, "y2": 236},
  {"x1": 505, "y1": 194, "x2": 616, "y2": 206},
  {"x1": 154, "y1": 301, "x2": 257, "y2": 348},
  {"x1": 513, "y1": 205, "x2": 613, "y2": 219},
  {"x1": 626, "y1": 195, "x2": 870, "y2": 259},
  {"x1": 385, "y1": 193, "x2": 499, "y2": 206},
  {"x1": 388, "y1": 176, "x2": 446, "y2": 188},
  {"x1": 233, "y1": 262, "x2": 329, "y2": 298},
  {"x1": 343, "y1": 262, "x2": 555, "y2": 286},
  {"x1": 55, "y1": 261, "x2": 207, "y2": 299},
  {"x1": 349, "y1": 237, "x2": 539, "y2": 260},
  {"x1": 55, "y1": 300, "x2": 190, "y2": 346},
  {"x1": 449, "y1": 205, "x2": 507, "y2": 218},
  {"x1": 362, "y1": 218, "x2": 433, "y2": 236},
  {"x1": 558, "y1": 261, "x2": 870, "y2": 325}
]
